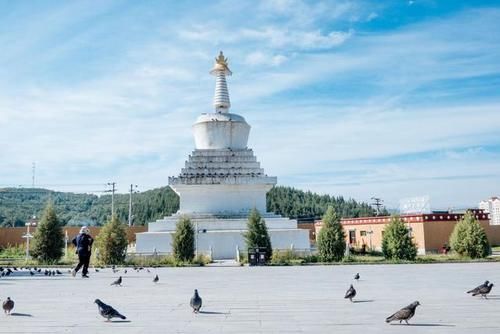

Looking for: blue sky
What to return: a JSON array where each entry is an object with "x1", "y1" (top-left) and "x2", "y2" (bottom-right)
[{"x1": 0, "y1": 0, "x2": 499, "y2": 210}]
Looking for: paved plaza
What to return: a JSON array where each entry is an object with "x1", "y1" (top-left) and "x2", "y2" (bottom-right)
[{"x1": 0, "y1": 262, "x2": 499, "y2": 333}]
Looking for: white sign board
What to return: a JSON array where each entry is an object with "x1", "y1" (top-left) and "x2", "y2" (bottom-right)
[{"x1": 399, "y1": 195, "x2": 430, "y2": 214}]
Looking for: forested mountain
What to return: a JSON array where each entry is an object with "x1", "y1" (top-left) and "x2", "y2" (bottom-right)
[
  {"x1": 267, "y1": 186, "x2": 376, "y2": 219},
  {"x1": 0, "y1": 187, "x2": 178, "y2": 227},
  {"x1": 0, "y1": 186, "x2": 375, "y2": 227}
]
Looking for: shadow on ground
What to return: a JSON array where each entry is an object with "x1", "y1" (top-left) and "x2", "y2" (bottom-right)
[
  {"x1": 391, "y1": 323, "x2": 455, "y2": 327},
  {"x1": 11, "y1": 313, "x2": 33, "y2": 317}
]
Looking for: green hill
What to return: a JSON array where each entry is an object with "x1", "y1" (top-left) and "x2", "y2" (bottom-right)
[{"x1": 0, "y1": 186, "x2": 375, "y2": 227}]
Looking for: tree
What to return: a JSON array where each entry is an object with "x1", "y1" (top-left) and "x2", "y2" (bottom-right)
[
  {"x1": 95, "y1": 215, "x2": 128, "y2": 264},
  {"x1": 244, "y1": 208, "x2": 273, "y2": 260},
  {"x1": 172, "y1": 216, "x2": 195, "y2": 262},
  {"x1": 382, "y1": 215, "x2": 417, "y2": 261},
  {"x1": 450, "y1": 211, "x2": 490, "y2": 258},
  {"x1": 317, "y1": 206, "x2": 346, "y2": 262},
  {"x1": 31, "y1": 202, "x2": 65, "y2": 263}
]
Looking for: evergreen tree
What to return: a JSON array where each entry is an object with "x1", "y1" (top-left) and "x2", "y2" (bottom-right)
[
  {"x1": 382, "y1": 215, "x2": 417, "y2": 261},
  {"x1": 172, "y1": 216, "x2": 195, "y2": 262},
  {"x1": 317, "y1": 206, "x2": 346, "y2": 262},
  {"x1": 31, "y1": 202, "x2": 65, "y2": 263},
  {"x1": 449, "y1": 211, "x2": 490, "y2": 258},
  {"x1": 244, "y1": 208, "x2": 273, "y2": 260},
  {"x1": 95, "y1": 215, "x2": 128, "y2": 264}
]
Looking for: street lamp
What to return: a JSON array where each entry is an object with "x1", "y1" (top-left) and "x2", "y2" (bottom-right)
[
  {"x1": 23, "y1": 216, "x2": 37, "y2": 259},
  {"x1": 367, "y1": 229, "x2": 374, "y2": 251}
]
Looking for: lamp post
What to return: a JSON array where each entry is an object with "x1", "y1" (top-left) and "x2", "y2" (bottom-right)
[
  {"x1": 367, "y1": 229, "x2": 374, "y2": 251},
  {"x1": 64, "y1": 230, "x2": 69, "y2": 259},
  {"x1": 128, "y1": 184, "x2": 138, "y2": 227},
  {"x1": 23, "y1": 217, "x2": 37, "y2": 259}
]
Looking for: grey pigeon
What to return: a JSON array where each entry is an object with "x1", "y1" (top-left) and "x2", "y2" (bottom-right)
[
  {"x1": 472, "y1": 283, "x2": 494, "y2": 298},
  {"x1": 2, "y1": 297, "x2": 14, "y2": 315},
  {"x1": 111, "y1": 276, "x2": 122, "y2": 286},
  {"x1": 190, "y1": 289, "x2": 202, "y2": 313},
  {"x1": 354, "y1": 273, "x2": 360, "y2": 280},
  {"x1": 153, "y1": 275, "x2": 159, "y2": 283},
  {"x1": 344, "y1": 284, "x2": 356, "y2": 302},
  {"x1": 386, "y1": 301, "x2": 420, "y2": 325},
  {"x1": 467, "y1": 280, "x2": 489, "y2": 294},
  {"x1": 94, "y1": 299, "x2": 126, "y2": 321}
]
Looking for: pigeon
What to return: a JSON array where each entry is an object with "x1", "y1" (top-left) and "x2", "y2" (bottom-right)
[
  {"x1": 354, "y1": 273, "x2": 360, "y2": 280},
  {"x1": 95, "y1": 268, "x2": 100, "y2": 273},
  {"x1": 2, "y1": 297, "x2": 14, "y2": 315},
  {"x1": 56, "y1": 270, "x2": 62, "y2": 275},
  {"x1": 190, "y1": 289, "x2": 202, "y2": 313},
  {"x1": 467, "y1": 280, "x2": 489, "y2": 294},
  {"x1": 111, "y1": 276, "x2": 122, "y2": 286},
  {"x1": 153, "y1": 275, "x2": 159, "y2": 283},
  {"x1": 472, "y1": 283, "x2": 494, "y2": 298},
  {"x1": 94, "y1": 299, "x2": 126, "y2": 321},
  {"x1": 344, "y1": 284, "x2": 356, "y2": 302},
  {"x1": 30, "y1": 271, "x2": 34, "y2": 276},
  {"x1": 386, "y1": 301, "x2": 420, "y2": 325}
]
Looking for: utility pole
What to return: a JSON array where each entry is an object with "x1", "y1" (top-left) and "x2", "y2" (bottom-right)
[
  {"x1": 371, "y1": 197, "x2": 384, "y2": 216},
  {"x1": 128, "y1": 184, "x2": 138, "y2": 227},
  {"x1": 32, "y1": 162, "x2": 36, "y2": 188},
  {"x1": 105, "y1": 182, "x2": 117, "y2": 217}
]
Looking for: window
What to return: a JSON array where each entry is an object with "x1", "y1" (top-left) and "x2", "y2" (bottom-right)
[
  {"x1": 349, "y1": 230, "x2": 356, "y2": 244},
  {"x1": 360, "y1": 231, "x2": 367, "y2": 236}
]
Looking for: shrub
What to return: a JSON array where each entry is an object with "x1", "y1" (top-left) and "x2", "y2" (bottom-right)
[
  {"x1": 31, "y1": 202, "x2": 64, "y2": 263},
  {"x1": 382, "y1": 215, "x2": 417, "y2": 261},
  {"x1": 317, "y1": 206, "x2": 346, "y2": 262},
  {"x1": 244, "y1": 208, "x2": 273, "y2": 261},
  {"x1": 450, "y1": 211, "x2": 490, "y2": 258},
  {"x1": 172, "y1": 216, "x2": 195, "y2": 262},
  {"x1": 271, "y1": 249, "x2": 300, "y2": 265},
  {"x1": 96, "y1": 215, "x2": 128, "y2": 265}
]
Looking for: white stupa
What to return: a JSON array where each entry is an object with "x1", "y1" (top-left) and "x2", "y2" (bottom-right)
[{"x1": 135, "y1": 52, "x2": 310, "y2": 259}]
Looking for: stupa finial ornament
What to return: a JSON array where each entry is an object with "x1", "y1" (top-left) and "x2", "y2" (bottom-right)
[
  {"x1": 210, "y1": 51, "x2": 232, "y2": 76},
  {"x1": 210, "y1": 51, "x2": 232, "y2": 112}
]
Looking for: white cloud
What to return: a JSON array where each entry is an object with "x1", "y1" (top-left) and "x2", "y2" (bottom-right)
[{"x1": 244, "y1": 51, "x2": 288, "y2": 66}]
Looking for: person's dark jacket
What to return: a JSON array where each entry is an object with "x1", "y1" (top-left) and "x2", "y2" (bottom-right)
[{"x1": 72, "y1": 233, "x2": 94, "y2": 257}]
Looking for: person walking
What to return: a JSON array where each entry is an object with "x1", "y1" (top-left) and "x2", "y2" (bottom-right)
[{"x1": 72, "y1": 226, "x2": 93, "y2": 278}]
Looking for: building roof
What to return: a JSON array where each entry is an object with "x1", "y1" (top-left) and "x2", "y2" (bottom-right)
[{"x1": 315, "y1": 210, "x2": 489, "y2": 226}]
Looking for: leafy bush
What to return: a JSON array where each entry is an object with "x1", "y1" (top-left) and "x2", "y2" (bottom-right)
[
  {"x1": 172, "y1": 216, "x2": 195, "y2": 262},
  {"x1": 317, "y1": 206, "x2": 346, "y2": 262},
  {"x1": 0, "y1": 244, "x2": 26, "y2": 259},
  {"x1": 450, "y1": 211, "x2": 490, "y2": 258},
  {"x1": 244, "y1": 208, "x2": 273, "y2": 261},
  {"x1": 271, "y1": 249, "x2": 300, "y2": 265},
  {"x1": 381, "y1": 215, "x2": 417, "y2": 261},
  {"x1": 96, "y1": 215, "x2": 128, "y2": 265},
  {"x1": 31, "y1": 202, "x2": 65, "y2": 263}
]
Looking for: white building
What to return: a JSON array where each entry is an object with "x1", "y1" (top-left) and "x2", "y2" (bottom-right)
[
  {"x1": 479, "y1": 197, "x2": 500, "y2": 225},
  {"x1": 135, "y1": 52, "x2": 310, "y2": 259}
]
